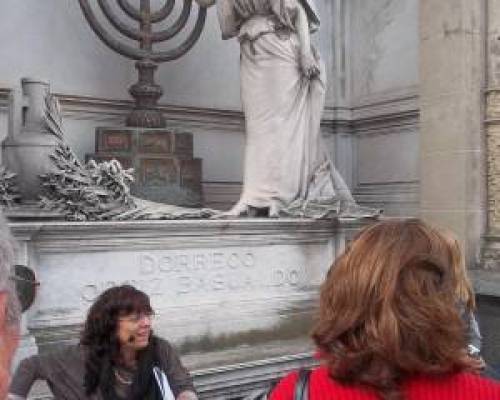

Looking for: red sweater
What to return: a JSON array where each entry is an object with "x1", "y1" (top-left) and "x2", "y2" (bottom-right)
[{"x1": 270, "y1": 366, "x2": 500, "y2": 400}]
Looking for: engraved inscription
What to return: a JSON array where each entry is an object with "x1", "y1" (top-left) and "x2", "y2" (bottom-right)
[{"x1": 79, "y1": 250, "x2": 306, "y2": 303}]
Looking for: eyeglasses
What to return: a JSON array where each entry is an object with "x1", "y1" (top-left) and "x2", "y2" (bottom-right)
[{"x1": 118, "y1": 312, "x2": 155, "y2": 323}]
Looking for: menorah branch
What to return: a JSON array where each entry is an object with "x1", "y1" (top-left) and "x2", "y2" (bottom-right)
[
  {"x1": 118, "y1": 0, "x2": 176, "y2": 23},
  {"x1": 151, "y1": 0, "x2": 192, "y2": 42},
  {"x1": 79, "y1": 0, "x2": 208, "y2": 128},
  {"x1": 98, "y1": 0, "x2": 143, "y2": 41},
  {"x1": 78, "y1": 0, "x2": 146, "y2": 60},
  {"x1": 151, "y1": 8, "x2": 207, "y2": 63}
]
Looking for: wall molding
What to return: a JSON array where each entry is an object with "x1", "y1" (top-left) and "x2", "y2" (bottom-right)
[
  {"x1": 0, "y1": 86, "x2": 419, "y2": 134},
  {"x1": 0, "y1": 88, "x2": 10, "y2": 111},
  {"x1": 353, "y1": 181, "x2": 419, "y2": 202},
  {"x1": 353, "y1": 181, "x2": 420, "y2": 216},
  {"x1": 59, "y1": 94, "x2": 246, "y2": 130}
]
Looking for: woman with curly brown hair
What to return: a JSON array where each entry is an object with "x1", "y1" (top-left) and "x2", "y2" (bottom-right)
[
  {"x1": 8, "y1": 285, "x2": 197, "y2": 400},
  {"x1": 271, "y1": 219, "x2": 500, "y2": 400}
]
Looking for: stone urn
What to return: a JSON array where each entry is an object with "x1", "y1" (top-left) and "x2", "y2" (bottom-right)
[{"x1": 2, "y1": 78, "x2": 60, "y2": 202}]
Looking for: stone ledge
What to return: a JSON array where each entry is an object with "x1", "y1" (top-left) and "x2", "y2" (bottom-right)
[
  {"x1": 0, "y1": 88, "x2": 419, "y2": 135},
  {"x1": 193, "y1": 351, "x2": 315, "y2": 399},
  {"x1": 470, "y1": 269, "x2": 500, "y2": 297},
  {"x1": 26, "y1": 351, "x2": 316, "y2": 400}
]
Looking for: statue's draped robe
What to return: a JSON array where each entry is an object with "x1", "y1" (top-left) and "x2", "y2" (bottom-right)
[{"x1": 218, "y1": 0, "x2": 377, "y2": 218}]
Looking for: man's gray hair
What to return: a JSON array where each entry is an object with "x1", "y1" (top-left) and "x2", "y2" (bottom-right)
[{"x1": 0, "y1": 211, "x2": 21, "y2": 326}]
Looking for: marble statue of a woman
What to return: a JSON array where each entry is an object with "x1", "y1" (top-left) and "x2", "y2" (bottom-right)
[{"x1": 201, "y1": 0, "x2": 378, "y2": 218}]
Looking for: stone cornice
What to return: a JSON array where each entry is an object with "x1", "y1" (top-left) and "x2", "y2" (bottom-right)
[
  {"x1": 352, "y1": 92, "x2": 418, "y2": 121},
  {"x1": 9, "y1": 218, "x2": 366, "y2": 253},
  {"x1": 59, "y1": 93, "x2": 246, "y2": 128}
]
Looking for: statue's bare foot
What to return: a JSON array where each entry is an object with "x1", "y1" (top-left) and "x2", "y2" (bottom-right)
[
  {"x1": 211, "y1": 202, "x2": 283, "y2": 219},
  {"x1": 211, "y1": 202, "x2": 248, "y2": 218},
  {"x1": 268, "y1": 202, "x2": 281, "y2": 218}
]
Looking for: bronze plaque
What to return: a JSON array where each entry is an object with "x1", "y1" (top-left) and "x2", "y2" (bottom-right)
[
  {"x1": 99, "y1": 131, "x2": 132, "y2": 152},
  {"x1": 140, "y1": 158, "x2": 178, "y2": 186},
  {"x1": 138, "y1": 131, "x2": 173, "y2": 154},
  {"x1": 173, "y1": 133, "x2": 193, "y2": 156},
  {"x1": 180, "y1": 158, "x2": 202, "y2": 191}
]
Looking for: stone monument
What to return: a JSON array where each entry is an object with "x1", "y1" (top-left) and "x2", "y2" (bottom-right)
[
  {"x1": 0, "y1": 3, "x2": 380, "y2": 399},
  {"x1": 0, "y1": 77, "x2": 376, "y2": 399},
  {"x1": 79, "y1": 0, "x2": 208, "y2": 206}
]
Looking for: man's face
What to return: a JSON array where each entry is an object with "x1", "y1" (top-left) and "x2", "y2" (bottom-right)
[{"x1": 0, "y1": 292, "x2": 20, "y2": 400}]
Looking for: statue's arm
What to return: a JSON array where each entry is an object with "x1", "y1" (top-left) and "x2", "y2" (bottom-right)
[
  {"x1": 294, "y1": 1, "x2": 320, "y2": 78},
  {"x1": 216, "y1": 0, "x2": 241, "y2": 40}
]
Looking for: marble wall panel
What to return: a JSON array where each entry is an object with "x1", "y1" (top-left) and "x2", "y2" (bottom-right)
[
  {"x1": 352, "y1": 122, "x2": 420, "y2": 216},
  {"x1": 350, "y1": 0, "x2": 419, "y2": 102},
  {"x1": 356, "y1": 129, "x2": 419, "y2": 185}
]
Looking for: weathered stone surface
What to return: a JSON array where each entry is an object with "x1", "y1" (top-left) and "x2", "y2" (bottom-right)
[
  {"x1": 486, "y1": 122, "x2": 500, "y2": 230},
  {"x1": 483, "y1": 0, "x2": 500, "y2": 271}
]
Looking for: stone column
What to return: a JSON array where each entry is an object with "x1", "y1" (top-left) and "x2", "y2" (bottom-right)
[
  {"x1": 331, "y1": 0, "x2": 354, "y2": 190},
  {"x1": 419, "y1": 0, "x2": 486, "y2": 267},
  {"x1": 482, "y1": 0, "x2": 500, "y2": 274}
]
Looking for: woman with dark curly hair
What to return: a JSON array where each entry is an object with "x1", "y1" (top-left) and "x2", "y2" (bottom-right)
[
  {"x1": 8, "y1": 285, "x2": 197, "y2": 400},
  {"x1": 271, "y1": 219, "x2": 500, "y2": 400}
]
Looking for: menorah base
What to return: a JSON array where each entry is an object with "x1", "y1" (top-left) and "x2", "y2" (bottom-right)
[
  {"x1": 126, "y1": 108, "x2": 166, "y2": 129},
  {"x1": 87, "y1": 127, "x2": 202, "y2": 207}
]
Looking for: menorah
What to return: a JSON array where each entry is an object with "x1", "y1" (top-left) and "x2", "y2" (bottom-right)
[{"x1": 79, "y1": 0, "x2": 208, "y2": 128}]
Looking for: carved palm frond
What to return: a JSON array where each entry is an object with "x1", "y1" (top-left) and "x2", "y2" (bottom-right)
[
  {"x1": 0, "y1": 166, "x2": 21, "y2": 208},
  {"x1": 39, "y1": 143, "x2": 137, "y2": 221},
  {"x1": 44, "y1": 94, "x2": 64, "y2": 141}
]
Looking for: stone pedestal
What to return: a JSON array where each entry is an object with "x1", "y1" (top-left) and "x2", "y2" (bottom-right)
[
  {"x1": 87, "y1": 127, "x2": 202, "y2": 207},
  {"x1": 9, "y1": 218, "x2": 367, "y2": 399}
]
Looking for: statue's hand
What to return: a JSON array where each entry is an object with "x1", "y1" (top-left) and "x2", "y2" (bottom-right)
[
  {"x1": 300, "y1": 51, "x2": 320, "y2": 79},
  {"x1": 195, "y1": 0, "x2": 216, "y2": 7}
]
